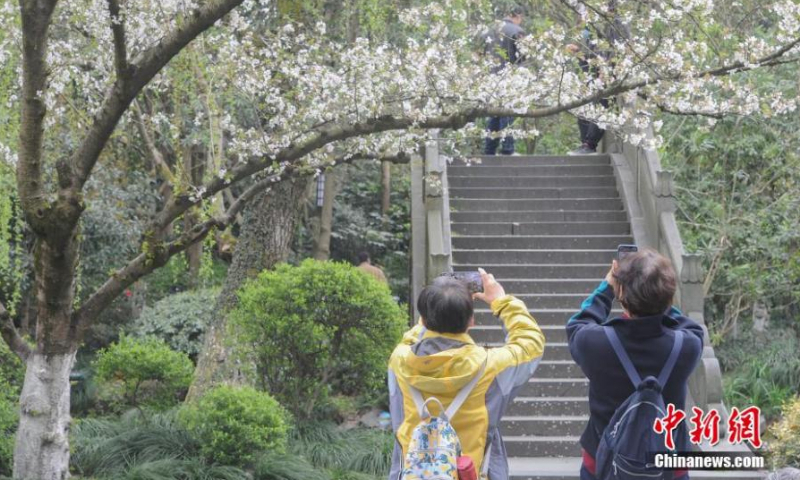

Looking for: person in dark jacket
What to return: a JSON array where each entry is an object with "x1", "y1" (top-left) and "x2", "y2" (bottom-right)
[
  {"x1": 483, "y1": 6, "x2": 525, "y2": 156},
  {"x1": 566, "y1": 249, "x2": 704, "y2": 480},
  {"x1": 566, "y1": 2, "x2": 630, "y2": 154}
]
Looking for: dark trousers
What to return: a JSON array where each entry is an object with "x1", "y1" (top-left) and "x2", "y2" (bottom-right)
[
  {"x1": 484, "y1": 116, "x2": 515, "y2": 155},
  {"x1": 578, "y1": 97, "x2": 610, "y2": 149}
]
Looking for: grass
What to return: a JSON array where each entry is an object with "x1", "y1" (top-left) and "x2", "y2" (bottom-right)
[{"x1": 70, "y1": 410, "x2": 394, "y2": 480}]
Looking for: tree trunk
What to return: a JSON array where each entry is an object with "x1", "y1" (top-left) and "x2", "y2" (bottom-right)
[
  {"x1": 13, "y1": 351, "x2": 76, "y2": 480},
  {"x1": 313, "y1": 170, "x2": 337, "y2": 261},
  {"x1": 380, "y1": 160, "x2": 391, "y2": 219},
  {"x1": 185, "y1": 146, "x2": 206, "y2": 286},
  {"x1": 188, "y1": 175, "x2": 309, "y2": 401},
  {"x1": 13, "y1": 229, "x2": 81, "y2": 480}
]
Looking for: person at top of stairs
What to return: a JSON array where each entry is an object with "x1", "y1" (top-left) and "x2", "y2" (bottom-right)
[
  {"x1": 566, "y1": 249, "x2": 705, "y2": 480},
  {"x1": 483, "y1": 5, "x2": 525, "y2": 156},
  {"x1": 388, "y1": 268, "x2": 546, "y2": 480}
]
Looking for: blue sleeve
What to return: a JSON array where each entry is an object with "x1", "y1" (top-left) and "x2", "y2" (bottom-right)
[{"x1": 566, "y1": 281, "x2": 614, "y2": 366}]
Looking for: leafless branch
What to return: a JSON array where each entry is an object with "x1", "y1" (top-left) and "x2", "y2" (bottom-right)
[{"x1": 106, "y1": 0, "x2": 129, "y2": 81}]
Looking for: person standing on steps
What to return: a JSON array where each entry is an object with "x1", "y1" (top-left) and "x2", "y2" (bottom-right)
[
  {"x1": 483, "y1": 6, "x2": 525, "y2": 156},
  {"x1": 357, "y1": 251, "x2": 388, "y2": 285},
  {"x1": 566, "y1": 249, "x2": 704, "y2": 480},
  {"x1": 566, "y1": 2, "x2": 629, "y2": 155},
  {"x1": 388, "y1": 269, "x2": 545, "y2": 480}
]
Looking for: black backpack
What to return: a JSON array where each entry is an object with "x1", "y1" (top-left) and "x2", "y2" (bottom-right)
[{"x1": 594, "y1": 328, "x2": 685, "y2": 480}]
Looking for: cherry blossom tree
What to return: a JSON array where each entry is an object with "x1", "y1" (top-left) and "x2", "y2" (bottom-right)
[{"x1": 1, "y1": 0, "x2": 799, "y2": 477}]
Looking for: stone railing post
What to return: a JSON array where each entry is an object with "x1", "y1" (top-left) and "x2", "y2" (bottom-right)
[
  {"x1": 423, "y1": 137, "x2": 452, "y2": 282},
  {"x1": 409, "y1": 149, "x2": 426, "y2": 323}
]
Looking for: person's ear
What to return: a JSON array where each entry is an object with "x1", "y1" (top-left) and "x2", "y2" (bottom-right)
[{"x1": 468, "y1": 316, "x2": 475, "y2": 329}]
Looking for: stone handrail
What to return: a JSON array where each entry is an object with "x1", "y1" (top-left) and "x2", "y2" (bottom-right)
[
  {"x1": 410, "y1": 135, "x2": 452, "y2": 321},
  {"x1": 602, "y1": 121, "x2": 729, "y2": 438}
]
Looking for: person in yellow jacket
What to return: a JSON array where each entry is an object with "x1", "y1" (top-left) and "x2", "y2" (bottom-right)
[{"x1": 388, "y1": 268, "x2": 546, "y2": 480}]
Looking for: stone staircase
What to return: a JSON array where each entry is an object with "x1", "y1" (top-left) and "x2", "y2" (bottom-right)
[
  {"x1": 447, "y1": 154, "x2": 762, "y2": 480},
  {"x1": 449, "y1": 154, "x2": 623, "y2": 479}
]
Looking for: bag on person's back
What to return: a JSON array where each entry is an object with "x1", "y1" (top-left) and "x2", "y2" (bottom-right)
[
  {"x1": 594, "y1": 328, "x2": 685, "y2": 480},
  {"x1": 400, "y1": 362, "x2": 486, "y2": 480}
]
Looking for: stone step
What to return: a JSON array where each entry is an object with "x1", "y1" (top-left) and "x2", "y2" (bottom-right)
[
  {"x1": 509, "y1": 397, "x2": 588, "y2": 416},
  {"x1": 448, "y1": 165, "x2": 613, "y2": 177},
  {"x1": 451, "y1": 198, "x2": 623, "y2": 212},
  {"x1": 485, "y1": 342, "x2": 572, "y2": 360},
  {"x1": 522, "y1": 378, "x2": 589, "y2": 397},
  {"x1": 474, "y1": 279, "x2": 601, "y2": 294},
  {"x1": 450, "y1": 210, "x2": 628, "y2": 223},
  {"x1": 474, "y1": 310, "x2": 621, "y2": 326},
  {"x1": 454, "y1": 154, "x2": 610, "y2": 166},
  {"x1": 451, "y1": 222, "x2": 631, "y2": 236},
  {"x1": 535, "y1": 360, "x2": 583, "y2": 379},
  {"x1": 471, "y1": 325, "x2": 568, "y2": 344},
  {"x1": 452, "y1": 236, "x2": 632, "y2": 250},
  {"x1": 504, "y1": 436, "x2": 583, "y2": 457},
  {"x1": 453, "y1": 249, "x2": 618, "y2": 265},
  {"x1": 508, "y1": 457, "x2": 767, "y2": 480},
  {"x1": 501, "y1": 415, "x2": 588, "y2": 436},
  {"x1": 448, "y1": 175, "x2": 617, "y2": 188},
  {"x1": 455, "y1": 264, "x2": 611, "y2": 279},
  {"x1": 449, "y1": 187, "x2": 620, "y2": 200}
]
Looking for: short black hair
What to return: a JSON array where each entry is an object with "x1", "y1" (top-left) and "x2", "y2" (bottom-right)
[
  {"x1": 357, "y1": 251, "x2": 370, "y2": 263},
  {"x1": 612, "y1": 249, "x2": 677, "y2": 317},
  {"x1": 417, "y1": 277, "x2": 474, "y2": 334},
  {"x1": 509, "y1": 5, "x2": 524, "y2": 17}
]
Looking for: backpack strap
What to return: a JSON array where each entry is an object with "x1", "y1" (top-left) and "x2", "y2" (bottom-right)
[
  {"x1": 604, "y1": 327, "x2": 686, "y2": 389},
  {"x1": 407, "y1": 357, "x2": 488, "y2": 420},
  {"x1": 445, "y1": 358, "x2": 487, "y2": 420},
  {"x1": 657, "y1": 330, "x2": 685, "y2": 387},
  {"x1": 604, "y1": 327, "x2": 642, "y2": 387}
]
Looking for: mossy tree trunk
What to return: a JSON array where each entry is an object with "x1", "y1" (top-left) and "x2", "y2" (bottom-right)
[{"x1": 188, "y1": 176, "x2": 309, "y2": 401}]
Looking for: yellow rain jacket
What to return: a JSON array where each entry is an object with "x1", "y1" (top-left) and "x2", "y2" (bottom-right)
[{"x1": 387, "y1": 295, "x2": 545, "y2": 480}]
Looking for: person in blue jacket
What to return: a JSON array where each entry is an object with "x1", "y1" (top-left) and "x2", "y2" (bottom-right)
[{"x1": 567, "y1": 249, "x2": 705, "y2": 480}]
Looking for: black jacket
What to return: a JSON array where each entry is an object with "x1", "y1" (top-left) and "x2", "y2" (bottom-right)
[{"x1": 566, "y1": 281, "x2": 705, "y2": 456}]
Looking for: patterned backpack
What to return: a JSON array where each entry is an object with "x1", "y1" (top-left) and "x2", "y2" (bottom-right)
[{"x1": 401, "y1": 362, "x2": 487, "y2": 480}]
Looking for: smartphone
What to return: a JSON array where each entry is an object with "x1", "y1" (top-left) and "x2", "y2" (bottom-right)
[
  {"x1": 617, "y1": 244, "x2": 638, "y2": 261},
  {"x1": 438, "y1": 271, "x2": 483, "y2": 295}
]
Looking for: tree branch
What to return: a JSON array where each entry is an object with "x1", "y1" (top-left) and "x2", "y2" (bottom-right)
[
  {"x1": 72, "y1": 150, "x2": 408, "y2": 329},
  {"x1": 107, "y1": 0, "x2": 129, "y2": 81},
  {"x1": 0, "y1": 302, "x2": 31, "y2": 362},
  {"x1": 65, "y1": 0, "x2": 247, "y2": 205},
  {"x1": 16, "y1": 0, "x2": 59, "y2": 233}
]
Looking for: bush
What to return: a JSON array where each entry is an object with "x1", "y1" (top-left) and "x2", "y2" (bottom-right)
[
  {"x1": 768, "y1": 396, "x2": 800, "y2": 469},
  {"x1": 71, "y1": 409, "x2": 249, "y2": 480},
  {"x1": 131, "y1": 287, "x2": 219, "y2": 359},
  {"x1": 722, "y1": 329, "x2": 800, "y2": 420},
  {"x1": 229, "y1": 259, "x2": 405, "y2": 419},
  {"x1": 0, "y1": 380, "x2": 16, "y2": 477},
  {"x1": 93, "y1": 335, "x2": 194, "y2": 411},
  {"x1": 0, "y1": 341, "x2": 23, "y2": 476},
  {"x1": 179, "y1": 385, "x2": 290, "y2": 466},
  {"x1": 289, "y1": 422, "x2": 394, "y2": 476}
]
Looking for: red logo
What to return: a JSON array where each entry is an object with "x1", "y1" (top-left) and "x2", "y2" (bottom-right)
[{"x1": 653, "y1": 405, "x2": 761, "y2": 450}]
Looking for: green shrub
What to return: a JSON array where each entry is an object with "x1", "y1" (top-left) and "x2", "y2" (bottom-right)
[
  {"x1": 0, "y1": 380, "x2": 17, "y2": 477},
  {"x1": 71, "y1": 409, "x2": 249, "y2": 480},
  {"x1": 0, "y1": 342, "x2": 22, "y2": 477},
  {"x1": 179, "y1": 385, "x2": 290, "y2": 466},
  {"x1": 254, "y1": 452, "x2": 331, "y2": 480},
  {"x1": 768, "y1": 396, "x2": 800, "y2": 469},
  {"x1": 93, "y1": 335, "x2": 194, "y2": 411},
  {"x1": 131, "y1": 287, "x2": 219, "y2": 359},
  {"x1": 722, "y1": 329, "x2": 800, "y2": 420},
  {"x1": 229, "y1": 259, "x2": 405, "y2": 419},
  {"x1": 290, "y1": 422, "x2": 393, "y2": 476}
]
